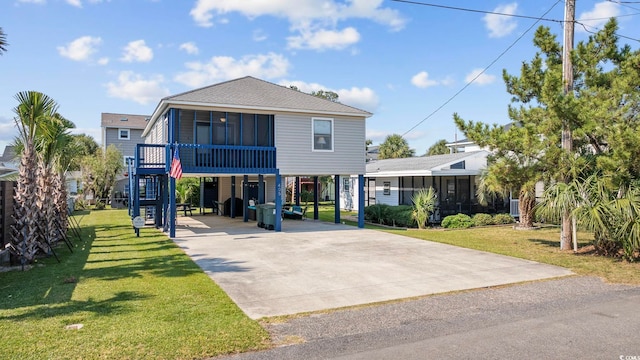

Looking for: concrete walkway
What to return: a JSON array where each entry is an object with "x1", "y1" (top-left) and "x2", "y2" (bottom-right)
[{"x1": 173, "y1": 215, "x2": 573, "y2": 319}]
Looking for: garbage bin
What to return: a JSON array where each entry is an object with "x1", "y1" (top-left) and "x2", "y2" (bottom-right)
[
  {"x1": 256, "y1": 204, "x2": 264, "y2": 228},
  {"x1": 262, "y1": 203, "x2": 276, "y2": 230}
]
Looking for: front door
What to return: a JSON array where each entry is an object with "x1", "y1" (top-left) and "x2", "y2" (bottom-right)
[{"x1": 196, "y1": 122, "x2": 210, "y2": 167}]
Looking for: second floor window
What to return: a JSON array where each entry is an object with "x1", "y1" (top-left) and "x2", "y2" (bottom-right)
[
  {"x1": 313, "y1": 118, "x2": 333, "y2": 151},
  {"x1": 119, "y1": 128, "x2": 130, "y2": 140}
]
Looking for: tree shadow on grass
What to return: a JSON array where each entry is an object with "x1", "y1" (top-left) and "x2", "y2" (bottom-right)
[
  {"x1": 0, "y1": 215, "x2": 202, "y2": 311},
  {"x1": 0, "y1": 291, "x2": 152, "y2": 322},
  {"x1": 528, "y1": 237, "x2": 593, "y2": 251}
]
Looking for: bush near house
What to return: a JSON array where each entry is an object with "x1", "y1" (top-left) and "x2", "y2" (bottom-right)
[
  {"x1": 472, "y1": 213, "x2": 494, "y2": 227},
  {"x1": 364, "y1": 204, "x2": 416, "y2": 227},
  {"x1": 441, "y1": 214, "x2": 474, "y2": 229},
  {"x1": 493, "y1": 213, "x2": 516, "y2": 225}
]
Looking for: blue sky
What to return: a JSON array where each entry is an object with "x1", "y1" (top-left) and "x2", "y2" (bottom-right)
[{"x1": 1, "y1": 0, "x2": 638, "y2": 155}]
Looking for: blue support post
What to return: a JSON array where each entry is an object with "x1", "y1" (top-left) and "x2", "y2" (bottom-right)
[
  {"x1": 313, "y1": 176, "x2": 319, "y2": 220},
  {"x1": 169, "y1": 173, "x2": 176, "y2": 238},
  {"x1": 162, "y1": 174, "x2": 169, "y2": 232},
  {"x1": 334, "y1": 175, "x2": 340, "y2": 224},
  {"x1": 230, "y1": 176, "x2": 236, "y2": 218},
  {"x1": 358, "y1": 174, "x2": 365, "y2": 228},
  {"x1": 275, "y1": 170, "x2": 282, "y2": 232},
  {"x1": 133, "y1": 172, "x2": 140, "y2": 237},
  {"x1": 243, "y1": 175, "x2": 249, "y2": 222}
]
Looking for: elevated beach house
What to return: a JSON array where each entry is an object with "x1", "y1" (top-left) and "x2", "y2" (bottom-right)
[{"x1": 128, "y1": 76, "x2": 372, "y2": 236}]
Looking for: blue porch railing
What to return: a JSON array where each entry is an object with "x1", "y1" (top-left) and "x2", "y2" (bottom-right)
[{"x1": 134, "y1": 143, "x2": 277, "y2": 174}]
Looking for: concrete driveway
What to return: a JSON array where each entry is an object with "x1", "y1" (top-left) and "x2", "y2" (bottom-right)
[{"x1": 173, "y1": 215, "x2": 573, "y2": 319}]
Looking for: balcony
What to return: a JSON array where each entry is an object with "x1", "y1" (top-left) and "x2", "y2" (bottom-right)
[{"x1": 135, "y1": 143, "x2": 277, "y2": 175}]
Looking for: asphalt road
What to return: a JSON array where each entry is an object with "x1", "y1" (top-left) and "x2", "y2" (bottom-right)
[{"x1": 218, "y1": 276, "x2": 640, "y2": 360}]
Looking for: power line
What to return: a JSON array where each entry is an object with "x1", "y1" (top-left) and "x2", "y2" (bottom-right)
[
  {"x1": 576, "y1": 21, "x2": 640, "y2": 43},
  {"x1": 401, "y1": 0, "x2": 563, "y2": 139},
  {"x1": 392, "y1": 0, "x2": 640, "y2": 21},
  {"x1": 391, "y1": 0, "x2": 563, "y2": 23}
]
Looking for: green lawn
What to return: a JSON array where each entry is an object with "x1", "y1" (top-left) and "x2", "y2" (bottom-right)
[
  {"x1": 0, "y1": 209, "x2": 268, "y2": 360},
  {"x1": 310, "y1": 205, "x2": 640, "y2": 284}
]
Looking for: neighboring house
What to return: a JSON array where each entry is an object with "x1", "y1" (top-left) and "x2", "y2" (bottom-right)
[
  {"x1": 366, "y1": 145, "x2": 379, "y2": 162},
  {"x1": 345, "y1": 150, "x2": 511, "y2": 221},
  {"x1": 445, "y1": 138, "x2": 483, "y2": 153},
  {"x1": 0, "y1": 146, "x2": 18, "y2": 170},
  {"x1": 101, "y1": 113, "x2": 150, "y2": 206},
  {"x1": 131, "y1": 76, "x2": 372, "y2": 236},
  {"x1": 65, "y1": 171, "x2": 83, "y2": 195}
]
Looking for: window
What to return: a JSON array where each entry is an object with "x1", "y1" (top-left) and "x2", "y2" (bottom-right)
[
  {"x1": 118, "y1": 128, "x2": 130, "y2": 140},
  {"x1": 343, "y1": 178, "x2": 350, "y2": 192},
  {"x1": 313, "y1": 118, "x2": 333, "y2": 151},
  {"x1": 383, "y1": 181, "x2": 391, "y2": 195}
]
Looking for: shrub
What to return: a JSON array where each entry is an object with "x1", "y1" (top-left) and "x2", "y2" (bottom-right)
[
  {"x1": 388, "y1": 205, "x2": 415, "y2": 228},
  {"x1": 472, "y1": 213, "x2": 493, "y2": 227},
  {"x1": 441, "y1": 213, "x2": 474, "y2": 229},
  {"x1": 364, "y1": 204, "x2": 391, "y2": 224},
  {"x1": 94, "y1": 201, "x2": 106, "y2": 210},
  {"x1": 493, "y1": 213, "x2": 515, "y2": 224}
]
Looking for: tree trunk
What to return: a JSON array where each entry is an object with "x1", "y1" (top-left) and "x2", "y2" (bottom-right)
[
  {"x1": 517, "y1": 191, "x2": 536, "y2": 229},
  {"x1": 560, "y1": 212, "x2": 573, "y2": 250}
]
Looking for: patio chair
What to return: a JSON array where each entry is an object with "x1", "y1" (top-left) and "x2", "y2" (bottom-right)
[{"x1": 283, "y1": 205, "x2": 307, "y2": 220}]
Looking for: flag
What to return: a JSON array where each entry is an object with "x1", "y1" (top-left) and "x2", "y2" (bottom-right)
[{"x1": 169, "y1": 146, "x2": 183, "y2": 179}]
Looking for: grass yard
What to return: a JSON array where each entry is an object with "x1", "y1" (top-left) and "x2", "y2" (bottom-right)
[
  {"x1": 0, "y1": 209, "x2": 269, "y2": 360},
  {"x1": 310, "y1": 205, "x2": 640, "y2": 284}
]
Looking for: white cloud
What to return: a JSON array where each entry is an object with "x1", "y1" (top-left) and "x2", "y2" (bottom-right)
[
  {"x1": 483, "y1": 3, "x2": 518, "y2": 38},
  {"x1": 577, "y1": 1, "x2": 621, "y2": 31},
  {"x1": 17, "y1": 0, "x2": 46, "y2": 4},
  {"x1": 189, "y1": 0, "x2": 405, "y2": 51},
  {"x1": 0, "y1": 116, "x2": 17, "y2": 143},
  {"x1": 120, "y1": 40, "x2": 153, "y2": 63},
  {"x1": 70, "y1": 127, "x2": 102, "y2": 145},
  {"x1": 97, "y1": 57, "x2": 109, "y2": 65},
  {"x1": 465, "y1": 68, "x2": 496, "y2": 85},
  {"x1": 179, "y1": 42, "x2": 199, "y2": 55},
  {"x1": 337, "y1": 86, "x2": 378, "y2": 113},
  {"x1": 280, "y1": 79, "x2": 379, "y2": 112},
  {"x1": 411, "y1": 71, "x2": 439, "y2": 89},
  {"x1": 189, "y1": 0, "x2": 405, "y2": 29},
  {"x1": 106, "y1": 71, "x2": 170, "y2": 105},
  {"x1": 66, "y1": 0, "x2": 82, "y2": 7},
  {"x1": 57, "y1": 36, "x2": 102, "y2": 62},
  {"x1": 287, "y1": 26, "x2": 360, "y2": 51},
  {"x1": 174, "y1": 52, "x2": 290, "y2": 88}
]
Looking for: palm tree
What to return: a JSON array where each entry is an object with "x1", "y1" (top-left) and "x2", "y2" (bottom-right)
[
  {"x1": 411, "y1": 187, "x2": 437, "y2": 229},
  {"x1": 0, "y1": 27, "x2": 8, "y2": 55},
  {"x1": 536, "y1": 175, "x2": 640, "y2": 261},
  {"x1": 37, "y1": 113, "x2": 75, "y2": 248},
  {"x1": 425, "y1": 139, "x2": 450, "y2": 156},
  {"x1": 10, "y1": 91, "x2": 60, "y2": 264},
  {"x1": 378, "y1": 134, "x2": 414, "y2": 159}
]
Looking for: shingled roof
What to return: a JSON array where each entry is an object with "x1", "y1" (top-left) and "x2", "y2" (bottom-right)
[
  {"x1": 101, "y1": 113, "x2": 150, "y2": 129},
  {"x1": 163, "y1": 76, "x2": 372, "y2": 117},
  {"x1": 366, "y1": 151, "x2": 488, "y2": 175}
]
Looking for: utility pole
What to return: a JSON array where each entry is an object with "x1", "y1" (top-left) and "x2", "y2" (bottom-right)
[{"x1": 560, "y1": 0, "x2": 575, "y2": 251}]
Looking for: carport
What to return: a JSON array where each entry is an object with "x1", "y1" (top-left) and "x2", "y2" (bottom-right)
[{"x1": 172, "y1": 216, "x2": 573, "y2": 319}]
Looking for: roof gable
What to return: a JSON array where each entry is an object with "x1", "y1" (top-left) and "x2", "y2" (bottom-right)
[{"x1": 163, "y1": 76, "x2": 372, "y2": 117}]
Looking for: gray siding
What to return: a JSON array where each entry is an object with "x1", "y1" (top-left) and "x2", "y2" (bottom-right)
[
  {"x1": 375, "y1": 177, "x2": 399, "y2": 206},
  {"x1": 275, "y1": 114, "x2": 366, "y2": 176},
  {"x1": 105, "y1": 127, "x2": 145, "y2": 158}
]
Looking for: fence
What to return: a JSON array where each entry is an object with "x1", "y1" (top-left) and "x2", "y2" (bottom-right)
[{"x1": 0, "y1": 181, "x2": 16, "y2": 264}]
